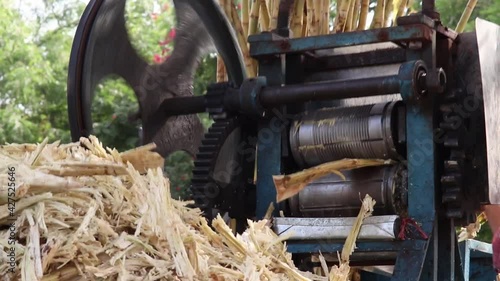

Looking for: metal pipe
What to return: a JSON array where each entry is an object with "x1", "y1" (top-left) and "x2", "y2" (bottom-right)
[{"x1": 259, "y1": 75, "x2": 401, "y2": 106}]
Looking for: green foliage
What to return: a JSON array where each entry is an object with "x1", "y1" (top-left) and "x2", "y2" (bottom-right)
[{"x1": 164, "y1": 151, "x2": 194, "y2": 200}]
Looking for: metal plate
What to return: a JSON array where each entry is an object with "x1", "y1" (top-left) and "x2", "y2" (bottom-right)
[
  {"x1": 476, "y1": 18, "x2": 500, "y2": 204},
  {"x1": 274, "y1": 216, "x2": 398, "y2": 240}
]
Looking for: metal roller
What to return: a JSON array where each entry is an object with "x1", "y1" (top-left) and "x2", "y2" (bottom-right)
[
  {"x1": 290, "y1": 101, "x2": 405, "y2": 168},
  {"x1": 288, "y1": 164, "x2": 407, "y2": 217}
]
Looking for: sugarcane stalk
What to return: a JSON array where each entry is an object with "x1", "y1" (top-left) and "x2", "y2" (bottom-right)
[
  {"x1": 394, "y1": 0, "x2": 407, "y2": 24},
  {"x1": 313, "y1": 0, "x2": 322, "y2": 35},
  {"x1": 345, "y1": 0, "x2": 356, "y2": 31},
  {"x1": 305, "y1": 0, "x2": 314, "y2": 36},
  {"x1": 229, "y1": 3, "x2": 256, "y2": 77},
  {"x1": 270, "y1": 0, "x2": 280, "y2": 29},
  {"x1": 292, "y1": 0, "x2": 305, "y2": 38},
  {"x1": 335, "y1": 0, "x2": 352, "y2": 33},
  {"x1": 406, "y1": 0, "x2": 415, "y2": 15},
  {"x1": 455, "y1": 0, "x2": 478, "y2": 33},
  {"x1": 249, "y1": 0, "x2": 261, "y2": 36},
  {"x1": 259, "y1": 0, "x2": 271, "y2": 31},
  {"x1": 323, "y1": 0, "x2": 331, "y2": 34},
  {"x1": 351, "y1": 0, "x2": 361, "y2": 32},
  {"x1": 302, "y1": 6, "x2": 308, "y2": 37},
  {"x1": 357, "y1": 0, "x2": 369, "y2": 30},
  {"x1": 384, "y1": 0, "x2": 394, "y2": 27},
  {"x1": 224, "y1": 0, "x2": 232, "y2": 19},
  {"x1": 371, "y1": 0, "x2": 385, "y2": 29},
  {"x1": 273, "y1": 159, "x2": 390, "y2": 202},
  {"x1": 216, "y1": 56, "x2": 227, "y2": 82},
  {"x1": 242, "y1": 0, "x2": 250, "y2": 37}
]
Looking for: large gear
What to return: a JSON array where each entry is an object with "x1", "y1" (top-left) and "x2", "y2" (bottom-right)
[
  {"x1": 190, "y1": 116, "x2": 240, "y2": 213},
  {"x1": 439, "y1": 33, "x2": 489, "y2": 226}
]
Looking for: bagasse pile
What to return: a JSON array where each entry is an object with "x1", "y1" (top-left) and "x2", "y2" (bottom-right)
[{"x1": 0, "y1": 137, "x2": 334, "y2": 281}]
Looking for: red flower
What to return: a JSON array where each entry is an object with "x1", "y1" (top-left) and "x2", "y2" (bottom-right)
[
  {"x1": 153, "y1": 54, "x2": 163, "y2": 64},
  {"x1": 150, "y1": 13, "x2": 158, "y2": 20},
  {"x1": 237, "y1": 3, "x2": 241, "y2": 10},
  {"x1": 168, "y1": 28, "x2": 176, "y2": 39},
  {"x1": 176, "y1": 187, "x2": 181, "y2": 191}
]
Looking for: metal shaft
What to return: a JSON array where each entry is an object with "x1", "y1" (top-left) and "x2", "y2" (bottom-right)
[{"x1": 259, "y1": 75, "x2": 401, "y2": 106}]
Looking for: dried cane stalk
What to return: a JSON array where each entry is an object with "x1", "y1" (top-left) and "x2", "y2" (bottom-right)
[
  {"x1": 371, "y1": 0, "x2": 386, "y2": 29},
  {"x1": 273, "y1": 158, "x2": 391, "y2": 202},
  {"x1": 226, "y1": 2, "x2": 256, "y2": 77},
  {"x1": 455, "y1": 0, "x2": 478, "y2": 33},
  {"x1": 249, "y1": 0, "x2": 261, "y2": 36},
  {"x1": 394, "y1": 0, "x2": 407, "y2": 24},
  {"x1": 384, "y1": 0, "x2": 394, "y2": 27},
  {"x1": 270, "y1": 0, "x2": 280, "y2": 29},
  {"x1": 357, "y1": 0, "x2": 369, "y2": 30},
  {"x1": 216, "y1": 57, "x2": 226, "y2": 83},
  {"x1": 323, "y1": 0, "x2": 331, "y2": 34},
  {"x1": 345, "y1": 0, "x2": 356, "y2": 31},
  {"x1": 335, "y1": 0, "x2": 352, "y2": 33},
  {"x1": 351, "y1": 0, "x2": 361, "y2": 32},
  {"x1": 292, "y1": 0, "x2": 305, "y2": 37},
  {"x1": 242, "y1": 0, "x2": 250, "y2": 37},
  {"x1": 306, "y1": 0, "x2": 317, "y2": 36},
  {"x1": 259, "y1": 0, "x2": 271, "y2": 31}
]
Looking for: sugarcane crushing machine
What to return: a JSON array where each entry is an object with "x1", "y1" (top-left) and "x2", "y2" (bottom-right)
[{"x1": 67, "y1": 0, "x2": 500, "y2": 280}]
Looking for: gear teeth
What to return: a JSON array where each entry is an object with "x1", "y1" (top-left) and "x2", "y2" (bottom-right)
[
  {"x1": 444, "y1": 160, "x2": 460, "y2": 172},
  {"x1": 446, "y1": 209, "x2": 463, "y2": 219},
  {"x1": 440, "y1": 87, "x2": 477, "y2": 226},
  {"x1": 190, "y1": 117, "x2": 240, "y2": 218},
  {"x1": 440, "y1": 173, "x2": 462, "y2": 186}
]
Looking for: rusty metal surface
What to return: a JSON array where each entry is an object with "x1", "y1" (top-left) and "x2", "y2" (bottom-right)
[
  {"x1": 250, "y1": 24, "x2": 433, "y2": 57},
  {"x1": 477, "y1": 18, "x2": 500, "y2": 203}
]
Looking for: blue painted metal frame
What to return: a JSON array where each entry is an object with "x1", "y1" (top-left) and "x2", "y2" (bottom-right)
[
  {"x1": 249, "y1": 24, "x2": 432, "y2": 57},
  {"x1": 250, "y1": 16, "x2": 495, "y2": 281}
]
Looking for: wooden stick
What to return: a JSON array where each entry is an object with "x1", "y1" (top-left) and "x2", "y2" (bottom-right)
[
  {"x1": 455, "y1": 0, "x2": 478, "y2": 33},
  {"x1": 273, "y1": 159, "x2": 391, "y2": 202},
  {"x1": 357, "y1": 0, "x2": 369, "y2": 30}
]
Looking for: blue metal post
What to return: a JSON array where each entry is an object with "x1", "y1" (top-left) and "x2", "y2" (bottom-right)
[{"x1": 253, "y1": 32, "x2": 286, "y2": 219}]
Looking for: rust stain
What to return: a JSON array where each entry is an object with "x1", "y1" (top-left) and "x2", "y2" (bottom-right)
[
  {"x1": 377, "y1": 29, "x2": 390, "y2": 42},
  {"x1": 274, "y1": 39, "x2": 291, "y2": 51}
]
